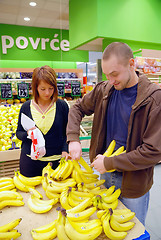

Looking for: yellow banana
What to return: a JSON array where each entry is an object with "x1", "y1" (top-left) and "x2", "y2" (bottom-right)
[
  {"x1": 113, "y1": 208, "x2": 131, "y2": 215},
  {"x1": 68, "y1": 193, "x2": 81, "y2": 207},
  {"x1": 50, "y1": 161, "x2": 62, "y2": 179},
  {"x1": 0, "y1": 218, "x2": 22, "y2": 232},
  {"x1": 66, "y1": 197, "x2": 92, "y2": 214},
  {"x1": 13, "y1": 171, "x2": 29, "y2": 192},
  {"x1": 97, "y1": 209, "x2": 106, "y2": 219},
  {"x1": 56, "y1": 209, "x2": 70, "y2": 240},
  {"x1": 74, "y1": 169, "x2": 84, "y2": 184},
  {"x1": 100, "y1": 185, "x2": 115, "y2": 197},
  {"x1": 45, "y1": 187, "x2": 60, "y2": 200},
  {"x1": 110, "y1": 216, "x2": 135, "y2": 231},
  {"x1": 112, "y1": 211, "x2": 135, "y2": 223},
  {"x1": 103, "y1": 139, "x2": 116, "y2": 157},
  {"x1": 27, "y1": 186, "x2": 43, "y2": 199},
  {"x1": 31, "y1": 194, "x2": 58, "y2": 206},
  {"x1": 68, "y1": 218, "x2": 102, "y2": 233},
  {"x1": 53, "y1": 158, "x2": 67, "y2": 180},
  {"x1": 0, "y1": 190, "x2": 23, "y2": 201},
  {"x1": 0, "y1": 179, "x2": 14, "y2": 188},
  {"x1": 82, "y1": 171, "x2": 99, "y2": 179},
  {"x1": 70, "y1": 188, "x2": 94, "y2": 199},
  {"x1": 110, "y1": 146, "x2": 125, "y2": 157},
  {"x1": 70, "y1": 192, "x2": 91, "y2": 202},
  {"x1": 41, "y1": 174, "x2": 48, "y2": 191},
  {"x1": 60, "y1": 190, "x2": 72, "y2": 210},
  {"x1": 102, "y1": 198, "x2": 118, "y2": 210},
  {"x1": 32, "y1": 219, "x2": 57, "y2": 233},
  {"x1": 66, "y1": 207, "x2": 97, "y2": 222},
  {"x1": 0, "y1": 177, "x2": 13, "y2": 183},
  {"x1": 65, "y1": 217, "x2": 102, "y2": 240},
  {"x1": 31, "y1": 227, "x2": 57, "y2": 240},
  {"x1": 27, "y1": 195, "x2": 53, "y2": 214},
  {"x1": 0, "y1": 199, "x2": 24, "y2": 210},
  {"x1": 17, "y1": 171, "x2": 42, "y2": 187},
  {"x1": 0, "y1": 230, "x2": 21, "y2": 239},
  {"x1": 102, "y1": 188, "x2": 121, "y2": 203},
  {"x1": 72, "y1": 160, "x2": 83, "y2": 175},
  {"x1": 47, "y1": 179, "x2": 76, "y2": 193},
  {"x1": 81, "y1": 174, "x2": 98, "y2": 184},
  {"x1": 42, "y1": 162, "x2": 54, "y2": 178},
  {"x1": 84, "y1": 179, "x2": 105, "y2": 189},
  {"x1": 103, "y1": 213, "x2": 127, "y2": 240},
  {"x1": 62, "y1": 160, "x2": 74, "y2": 180},
  {"x1": 0, "y1": 183, "x2": 15, "y2": 192},
  {"x1": 78, "y1": 157, "x2": 93, "y2": 173}
]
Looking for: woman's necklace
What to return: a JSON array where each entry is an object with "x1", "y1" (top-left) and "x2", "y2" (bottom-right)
[{"x1": 36, "y1": 101, "x2": 53, "y2": 119}]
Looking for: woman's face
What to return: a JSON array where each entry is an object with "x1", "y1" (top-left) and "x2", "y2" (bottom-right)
[{"x1": 37, "y1": 80, "x2": 54, "y2": 102}]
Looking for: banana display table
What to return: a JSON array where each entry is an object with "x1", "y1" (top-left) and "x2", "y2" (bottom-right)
[{"x1": 0, "y1": 185, "x2": 148, "y2": 240}]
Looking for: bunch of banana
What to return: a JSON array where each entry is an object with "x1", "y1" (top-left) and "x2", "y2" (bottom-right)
[
  {"x1": 92, "y1": 192, "x2": 119, "y2": 210},
  {"x1": 56, "y1": 207, "x2": 70, "y2": 240},
  {"x1": 50, "y1": 158, "x2": 74, "y2": 181},
  {"x1": 13, "y1": 170, "x2": 42, "y2": 192},
  {"x1": 65, "y1": 217, "x2": 102, "y2": 240},
  {"x1": 31, "y1": 219, "x2": 57, "y2": 240},
  {"x1": 0, "y1": 177, "x2": 16, "y2": 192},
  {"x1": 27, "y1": 194, "x2": 58, "y2": 214},
  {"x1": 98, "y1": 208, "x2": 135, "y2": 239},
  {"x1": 60, "y1": 187, "x2": 93, "y2": 210},
  {"x1": 0, "y1": 218, "x2": 22, "y2": 239},
  {"x1": 0, "y1": 190, "x2": 24, "y2": 210},
  {"x1": 103, "y1": 140, "x2": 126, "y2": 172}
]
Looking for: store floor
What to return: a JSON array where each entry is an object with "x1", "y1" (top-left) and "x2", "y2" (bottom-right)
[
  {"x1": 145, "y1": 163, "x2": 161, "y2": 240},
  {"x1": 83, "y1": 153, "x2": 161, "y2": 240}
]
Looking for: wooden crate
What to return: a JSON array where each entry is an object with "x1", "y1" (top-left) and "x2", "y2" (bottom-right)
[{"x1": 0, "y1": 149, "x2": 20, "y2": 177}]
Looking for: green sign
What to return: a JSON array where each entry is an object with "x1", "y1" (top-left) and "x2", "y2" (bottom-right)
[{"x1": 0, "y1": 24, "x2": 89, "y2": 62}]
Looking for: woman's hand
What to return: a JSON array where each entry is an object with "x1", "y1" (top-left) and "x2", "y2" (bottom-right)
[{"x1": 61, "y1": 151, "x2": 70, "y2": 160}]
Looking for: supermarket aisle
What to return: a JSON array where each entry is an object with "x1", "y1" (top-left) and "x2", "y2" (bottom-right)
[{"x1": 145, "y1": 163, "x2": 161, "y2": 240}]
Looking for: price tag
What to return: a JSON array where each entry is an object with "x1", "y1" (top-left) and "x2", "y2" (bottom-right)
[
  {"x1": 0, "y1": 83, "x2": 13, "y2": 99},
  {"x1": 57, "y1": 81, "x2": 65, "y2": 97},
  {"x1": 17, "y1": 82, "x2": 29, "y2": 99},
  {"x1": 71, "y1": 81, "x2": 81, "y2": 97}
]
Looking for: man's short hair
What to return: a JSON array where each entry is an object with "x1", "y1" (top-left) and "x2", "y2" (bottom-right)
[{"x1": 102, "y1": 42, "x2": 134, "y2": 65}]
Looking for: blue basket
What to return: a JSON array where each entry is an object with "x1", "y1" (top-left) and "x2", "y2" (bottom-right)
[{"x1": 133, "y1": 230, "x2": 150, "y2": 240}]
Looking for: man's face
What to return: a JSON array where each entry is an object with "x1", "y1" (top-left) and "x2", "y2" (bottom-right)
[{"x1": 102, "y1": 55, "x2": 135, "y2": 90}]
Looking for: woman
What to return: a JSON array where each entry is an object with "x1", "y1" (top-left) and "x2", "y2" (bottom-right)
[{"x1": 16, "y1": 65, "x2": 69, "y2": 177}]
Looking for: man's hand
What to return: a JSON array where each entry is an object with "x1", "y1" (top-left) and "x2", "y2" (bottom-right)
[
  {"x1": 69, "y1": 141, "x2": 82, "y2": 160},
  {"x1": 91, "y1": 154, "x2": 106, "y2": 174}
]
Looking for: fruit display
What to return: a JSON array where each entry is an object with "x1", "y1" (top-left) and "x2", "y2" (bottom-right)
[
  {"x1": 0, "y1": 104, "x2": 22, "y2": 151},
  {"x1": 0, "y1": 141, "x2": 142, "y2": 239}
]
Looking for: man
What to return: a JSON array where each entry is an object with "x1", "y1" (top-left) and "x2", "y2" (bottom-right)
[{"x1": 67, "y1": 42, "x2": 161, "y2": 225}]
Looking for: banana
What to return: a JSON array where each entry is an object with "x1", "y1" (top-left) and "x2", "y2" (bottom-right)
[
  {"x1": 66, "y1": 207, "x2": 97, "y2": 222},
  {"x1": 102, "y1": 188, "x2": 121, "y2": 203},
  {"x1": 65, "y1": 217, "x2": 102, "y2": 240},
  {"x1": 66, "y1": 197, "x2": 92, "y2": 214},
  {"x1": 42, "y1": 174, "x2": 48, "y2": 191},
  {"x1": 110, "y1": 216, "x2": 135, "y2": 232},
  {"x1": 72, "y1": 160, "x2": 83, "y2": 176},
  {"x1": 82, "y1": 171, "x2": 99, "y2": 179},
  {"x1": 13, "y1": 171, "x2": 29, "y2": 192},
  {"x1": 97, "y1": 209, "x2": 106, "y2": 219},
  {"x1": 110, "y1": 146, "x2": 125, "y2": 157},
  {"x1": 112, "y1": 211, "x2": 135, "y2": 223},
  {"x1": 31, "y1": 194, "x2": 58, "y2": 206},
  {"x1": 32, "y1": 219, "x2": 57, "y2": 233},
  {"x1": 47, "y1": 179, "x2": 76, "y2": 193},
  {"x1": 102, "y1": 198, "x2": 118, "y2": 210},
  {"x1": 60, "y1": 189, "x2": 72, "y2": 210},
  {"x1": 68, "y1": 218, "x2": 102, "y2": 233},
  {"x1": 81, "y1": 174, "x2": 98, "y2": 184},
  {"x1": 68, "y1": 194, "x2": 81, "y2": 207},
  {"x1": 0, "y1": 199, "x2": 24, "y2": 210},
  {"x1": 84, "y1": 179, "x2": 105, "y2": 189},
  {"x1": 0, "y1": 230, "x2": 21, "y2": 239},
  {"x1": 103, "y1": 139, "x2": 116, "y2": 157},
  {"x1": 0, "y1": 177, "x2": 13, "y2": 183},
  {"x1": 100, "y1": 185, "x2": 115, "y2": 197},
  {"x1": 27, "y1": 186, "x2": 43, "y2": 199},
  {"x1": 62, "y1": 160, "x2": 74, "y2": 180},
  {"x1": 0, "y1": 218, "x2": 22, "y2": 232},
  {"x1": 27, "y1": 195, "x2": 53, "y2": 214},
  {"x1": 42, "y1": 162, "x2": 53, "y2": 178},
  {"x1": 53, "y1": 158, "x2": 67, "y2": 180},
  {"x1": 74, "y1": 168, "x2": 84, "y2": 184},
  {"x1": 56, "y1": 209, "x2": 70, "y2": 240},
  {"x1": 70, "y1": 188, "x2": 94, "y2": 199},
  {"x1": 0, "y1": 183, "x2": 15, "y2": 192},
  {"x1": 17, "y1": 171, "x2": 42, "y2": 187},
  {"x1": 45, "y1": 187, "x2": 60, "y2": 200},
  {"x1": 70, "y1": 192, "x2": 91, "y2": 202},
  {"x1": 78, "y1": 157, "x2": 93, "y2": 173},
  {"x1": 50, "y1": 161, "x2": 62, "y2": 179},
  {"x1": 0, "y1": 179, "x2": 14, "y2": 188},
  {"x1": 0, "y1": 190, "x2": 23, "y2": 201},
  {"x1": 31, "y1": 227, "x2": 57, "y2": 240},
  {"x1": 113, "y1": 208, "x2": 131, "y2": 215},
  {"x1": 103, "y1": 213, "x2": 127, "y2": 240}
]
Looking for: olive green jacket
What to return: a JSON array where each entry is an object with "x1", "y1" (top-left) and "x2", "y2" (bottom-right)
[{"x1": 67, "y1": 74, "x2": 161, "y2": 198}]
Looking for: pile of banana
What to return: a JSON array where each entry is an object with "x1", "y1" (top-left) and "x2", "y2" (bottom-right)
[
  {"x1": 0, "y1": 177, "x2": 24, "y2": 210},
  {"x1": 0, "y1": 218, "x2": 22, "y2": 239},
  {"x1": 97, "y1": 208, "x2": 135, "y2": 239}
]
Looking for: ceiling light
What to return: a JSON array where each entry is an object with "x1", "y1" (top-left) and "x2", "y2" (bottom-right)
[
  {"x1": 29, "y1": 2, "x2": 37, "y2": 7},
  {"x1": 24, "y1": 17, "x2": 30, "y2": 21}
]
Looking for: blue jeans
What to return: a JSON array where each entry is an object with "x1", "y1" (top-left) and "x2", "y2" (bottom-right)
[{"x1": 101, "y1": 172, "x2": 150, "y2": 226}]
